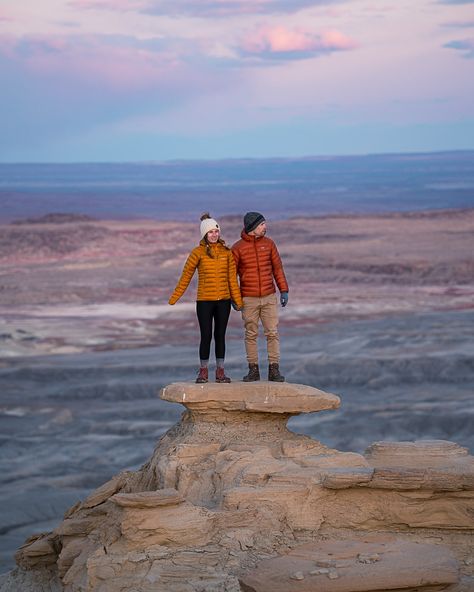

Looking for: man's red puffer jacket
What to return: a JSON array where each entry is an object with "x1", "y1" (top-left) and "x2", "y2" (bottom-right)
[{"x1": 232, "y1": 230, "x2": 288, "y2": 298}]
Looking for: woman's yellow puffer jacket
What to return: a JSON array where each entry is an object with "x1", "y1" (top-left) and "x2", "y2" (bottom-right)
[{"x1": 169, "y1": 240, "x2": 243, "y2": 307}]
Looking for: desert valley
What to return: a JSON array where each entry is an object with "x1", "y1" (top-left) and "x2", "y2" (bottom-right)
[{"x1": 0, "y1": 207, "x2": 473, "y2": 576}]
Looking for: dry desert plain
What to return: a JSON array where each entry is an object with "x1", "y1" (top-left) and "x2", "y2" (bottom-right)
[
  {"x1": 0, "y1": 208, "x2": 473, "y2": 573},
  {"x1": 0, "y1": 209, "x2": 473, "y2": 356}
]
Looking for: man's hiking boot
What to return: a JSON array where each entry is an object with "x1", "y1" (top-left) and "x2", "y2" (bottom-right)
[
  {"x1": 196, "y1": 367, "x2": 208, "y2": 383},
  {"x1": 268, "y1": 363, "x2": 285, "y2": 382},
  {"x1": 243, "y1": 363, "x2": 260, "y2": 382},
  {"x1": 216, "y1": 367, "x2": 231, "y2": 383}
]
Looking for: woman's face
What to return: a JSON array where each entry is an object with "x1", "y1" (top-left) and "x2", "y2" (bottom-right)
[{"x1": 206, "y1": 228, "x2": 220, "y2": 243}]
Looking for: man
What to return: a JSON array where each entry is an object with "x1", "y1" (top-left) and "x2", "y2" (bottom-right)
[{"x1": 232, "y1": 212, "x2": 289, "y2": 382}]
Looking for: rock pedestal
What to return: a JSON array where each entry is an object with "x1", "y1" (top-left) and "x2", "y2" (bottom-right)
[
  {"x1": 161, "y1": 381, "x2": 341, "y2": 414},
  {"x1": 2, "y1": 382, "x2": 474, "y2": 592}
]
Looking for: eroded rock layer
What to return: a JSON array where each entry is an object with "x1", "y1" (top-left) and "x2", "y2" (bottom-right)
[{"x1": 2, "y1": 382, "x2": 474, "y2": 592}]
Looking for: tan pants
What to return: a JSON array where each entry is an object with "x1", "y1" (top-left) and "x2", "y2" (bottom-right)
[{"x1": 242, "y1": 293, "x2": 280, "y2": 364}]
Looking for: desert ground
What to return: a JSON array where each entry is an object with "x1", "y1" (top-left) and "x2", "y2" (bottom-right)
[
  {"x1": 0, "y1": 208, "x2": 473, "y2": 572},
  {"x1": 0, "y1": 209, "x2": 473, "y2": 355}
]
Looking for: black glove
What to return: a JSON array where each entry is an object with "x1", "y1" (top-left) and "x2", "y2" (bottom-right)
[{"x1": 280, "y1": 292, "x2": 288, "y2": 307}]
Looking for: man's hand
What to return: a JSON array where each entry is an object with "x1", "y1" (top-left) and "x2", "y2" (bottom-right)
[
  {"x1": 231, "y1": 301, "x2": 242, "y2": 311},
  {"x1": 280, "y1": 292, "x2": 288, "y2": 307}
]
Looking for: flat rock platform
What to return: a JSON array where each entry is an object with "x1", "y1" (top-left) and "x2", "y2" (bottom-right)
[{"x1": 160, "y1": 381, "x2": 341, "y2": 415}]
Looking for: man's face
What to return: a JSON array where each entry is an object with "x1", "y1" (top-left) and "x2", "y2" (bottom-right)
[{"x1": 253, "y1": 221, "x2": 266, "y2": 237}]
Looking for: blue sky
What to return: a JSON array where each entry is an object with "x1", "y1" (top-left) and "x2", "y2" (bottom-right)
[{"x1": 0, "y1": 0, "x2": 473, "y2": 162}]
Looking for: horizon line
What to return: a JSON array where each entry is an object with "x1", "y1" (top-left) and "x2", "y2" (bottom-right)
[{"x1": 1, "y1": 148, "x2": 474, "y2": 167}]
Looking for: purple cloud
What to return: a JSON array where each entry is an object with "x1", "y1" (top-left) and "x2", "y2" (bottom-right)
[
  {"x1": 441, "y1": 20, "x2": 474, "y2": 28},
  {"x1": 68, "y1": 0, "x2": 147, "y2": 11},
  {"x1": 444, "y1": 38, "x2": 474, "y2": 57},
  {"x1": 69, "y1": 0, "x2": 347, "y2": 17}
]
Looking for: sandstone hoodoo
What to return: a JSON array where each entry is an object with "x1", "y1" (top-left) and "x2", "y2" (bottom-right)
[{"x1": 2, "y1": 382, "x2": 473, "y2": 592}]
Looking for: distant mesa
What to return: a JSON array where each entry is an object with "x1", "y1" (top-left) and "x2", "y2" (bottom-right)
[
  {"x1": 11, "y1": 213, "x2": 97, "y2": 225},
  {"x1": 1, "y1": 215, "x2": 109, "y2": 260}
]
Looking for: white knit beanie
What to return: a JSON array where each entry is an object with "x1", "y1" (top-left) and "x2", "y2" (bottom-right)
[{"x1": 200, "y1": 217, "x2": 219, "y2": 240}]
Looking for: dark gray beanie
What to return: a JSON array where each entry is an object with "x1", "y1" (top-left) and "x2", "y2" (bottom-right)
[{"x1": 244, "y1": 211, "x2": 265, "y2": 234}]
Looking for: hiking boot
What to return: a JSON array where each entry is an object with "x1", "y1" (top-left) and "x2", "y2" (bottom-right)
[
  {"x1": 196, "y1": 367, "x2": 208, "y2": 383},
  {"x1": 268, "y1": 363, "x2": 285, "y2": 382},
  {"x1": 216, "y1": 367, "x2": 231, "y2": 383},
  {"x1": 243, "y1": 363, "x2": 260, "y2": 382}
]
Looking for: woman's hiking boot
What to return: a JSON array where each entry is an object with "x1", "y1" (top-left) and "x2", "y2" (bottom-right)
[
  {"x1": 268, "y1": 363, "x2": 285, "y2": 382},
  {"x1": 243, "y1": 363, "x2": 260, "y2": 382},
  {"x1": 216, "y1": 367, "x2": 231, "y2": 383},
  {"x1": 196, "y1": 367, "x2": 208, "y2": 383}
]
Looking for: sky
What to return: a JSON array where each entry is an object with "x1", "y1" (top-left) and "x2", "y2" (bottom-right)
[{"x1": 0, "y1": 0, "x2": 473, "y2": 162}]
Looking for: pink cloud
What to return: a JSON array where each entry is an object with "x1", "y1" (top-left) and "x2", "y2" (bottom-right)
[
  {"x1": 0, "y1": 33, "x2": 188, "y2": 94},
  {"x1": 0, "y1": 31, "x2": 235, "y2": 111},
  {"x1": 318, "y1": 30, "x2": 357, "y2": 50},
  {"x1": 240, "y1": 25, "x2": 357, "y2": 60},
  {"x1": 0, "y1": 9, "x2": 13, "y2": 22}
]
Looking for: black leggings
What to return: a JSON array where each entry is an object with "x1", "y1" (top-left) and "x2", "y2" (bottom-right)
[{"x1": 196, "y1": 300, "x2": 231, "y2": 361}]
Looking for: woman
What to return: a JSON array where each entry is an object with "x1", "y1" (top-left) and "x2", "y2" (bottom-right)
[{"x1": 169, "y1": 213, "x2": 243, "y2": 383}]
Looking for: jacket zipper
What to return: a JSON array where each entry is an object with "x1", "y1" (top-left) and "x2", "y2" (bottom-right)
[
  {"x1": 253, "y1": 238, "x2": 262, "y2": 296},
  {"x1": 214, "y1": 244, "x2": 221, "y2": 300}
]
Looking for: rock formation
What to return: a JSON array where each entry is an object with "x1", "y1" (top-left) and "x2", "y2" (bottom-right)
[{"x1": 1, "y1": 381, "x2": 473, "y2": 591}]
